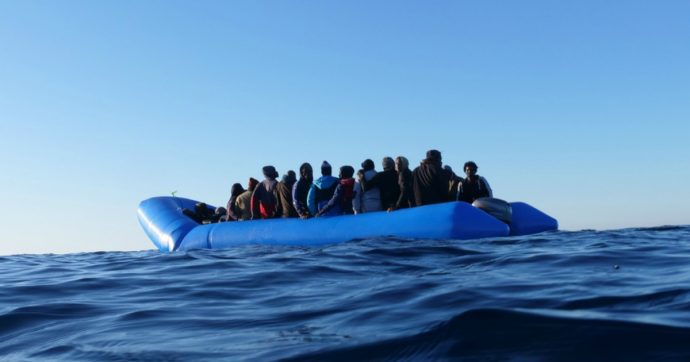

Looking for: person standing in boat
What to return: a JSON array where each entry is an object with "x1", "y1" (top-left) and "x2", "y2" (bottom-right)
[
  {"x1": 292, "y1": 163, "x2": 314, "y2": 219},
  {"x1": 353, "y1": 159, "x2": 382, "y2": 214},
  {"x1": 412, "y1": 149, "x2": 451, "y2": 206},
  {"x1": 307, "y1": 161, "x2": 339, "y2": 216},
  {"x1": 457, "y1": 161, "x2": 493, "y2": 203},
  {"x1": 316, "y1": 165, "x2": 356, "y2": 217},
  {"x1": 236, "y1": 177, "x2": 259, "y2": 221},
  {"x1": 394, "y1": 156, "x2": 415, "y2": 210},
  {"x1": 224, "y1": 183, "x2": 245, "y2": 221},
  {"x1": 358, "y1": 157, "x2": 400, "y2": 212},
  {"x1": 276, "y1": 170, "x2": 297, "y2": 218},
  {"x1": 251, "y1": 166, "x2": 280, "y2": 219}
]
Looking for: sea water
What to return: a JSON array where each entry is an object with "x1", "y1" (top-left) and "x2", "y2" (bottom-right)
[{"x1": 2, "y1": 226, "x2": 690, "y2": 361}]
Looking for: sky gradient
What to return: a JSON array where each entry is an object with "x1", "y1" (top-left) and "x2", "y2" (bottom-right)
[{"x1": 1, "y1": 1, "x2": 689, "y2": 255}]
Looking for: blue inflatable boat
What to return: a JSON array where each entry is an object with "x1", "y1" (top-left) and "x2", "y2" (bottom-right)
[{"x1": 138, "y1": 196, "x2": 558, "y2": 252}]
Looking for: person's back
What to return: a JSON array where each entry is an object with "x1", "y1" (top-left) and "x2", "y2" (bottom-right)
[
  {"x1": 457, "y1": 161, "x2": 493, "y2": 203},
  {"x1": 395, "y1": 156, "x2": 415, "y2": 210},
  {"x1": 412, "y1": 149, "x2": 451, "y2": 206},
  {"x1": 276, "y1": 170, "x2": 297, "y2": 218},
  {"x1": 292, "y1": 163, "x2": 314, "y2": 219},
  {"x1": 307, "y1": 161, "x2": 339, "y2": 216},
  {"x1": 353, "y1": 159, "x2": 382, "y2": 214},
  {"x1": 377, "y1": 157, "x2": 400, "y2": 211},
  {"x1": 236, "y1": 178, "x2": 259, "y2": 221},
  {"x1": 316, "y1": 165, "x2": 356, "y2": 217},
  {"x1": 251, "y1": 166, "x2": 280, "y2": 219}
]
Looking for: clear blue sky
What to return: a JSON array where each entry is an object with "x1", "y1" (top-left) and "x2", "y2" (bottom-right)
[{"x1": 1, "y1": 1, "x2": 688, "y2": 255}]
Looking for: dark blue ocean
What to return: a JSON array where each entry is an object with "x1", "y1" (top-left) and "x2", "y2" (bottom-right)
[{"x1": 2, "y1": 226, "x2": 690, "y2": 361}]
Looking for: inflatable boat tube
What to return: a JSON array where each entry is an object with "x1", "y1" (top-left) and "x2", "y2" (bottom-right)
[{"x1": 137, "y1": 197, "x2": 557, "y2": 252}]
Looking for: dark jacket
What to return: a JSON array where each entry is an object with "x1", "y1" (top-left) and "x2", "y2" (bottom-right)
[
  {"x1": 396, "y1": 168, "x2": 415, "y2": 209},
  {"x1": 292, "y1": 178, "x2": 312, "y2": 218},
  {"x1": 412, "y1": 160, "x2": 451, "y2": 206},
  {"x1": 318, "y1": 178, "x2": 355, "y2": 216},
  {"x1": 457, "y1": 176, "x2": 493, "y2": 203}
]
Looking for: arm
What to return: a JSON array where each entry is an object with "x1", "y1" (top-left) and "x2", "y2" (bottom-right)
[
  {"x1": 394, "y1": 173, "x2": 407, "y2": 209},
  {"x1": 226, "y1": 197, "x2": 239, "y2": 221},
  {"x1": 317, "y1": 184, "x2": 341, "y2": 216},
  {"x1": 359, "y1": 172, "x2": 379, "y2": 192},
  {"x1": 480, "y1": 176, "x2": 493, "y2": 198},
  {"x1": 353, "y1": 181, "x2": 362, "y2": 214},
  {"x1": 307, "y1": 184, "x2": 317, "y2": 215},
  {"x1": 250, "y1": 186, "x2": 261, "y2": 220}
]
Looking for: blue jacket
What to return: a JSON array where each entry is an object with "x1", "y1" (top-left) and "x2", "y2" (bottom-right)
[{"x1": 307, "y1": 176, "x2": 339, "y2": 215}]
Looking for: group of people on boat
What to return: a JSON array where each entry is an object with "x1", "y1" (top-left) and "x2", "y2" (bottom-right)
[{"x1": 183, "y1": 150, "x2": 492, "y2": 224}]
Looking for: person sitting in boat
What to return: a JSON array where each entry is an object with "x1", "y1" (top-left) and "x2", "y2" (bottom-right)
[
  {"x1": 353, "y1": 159, "x2": 382, "y2": 214},
  {"x1": 251, "y1": 166, "x2": 280, "y2": 220},
  {"x1": 412, "y1": 149, "x2": 451, "y2": 206},
  {"x1": 394, "y1": 156, "x2": 415, "y2": 210},
  {"x1": 316, "y1": 165, "x2": 356, "y2": 217},
  {"x1": 292, "y1": 163, "x2": 314, "y2": 219},
  {"x1": 276, "y1": 170, "x2": 297, "y2": 218},
  {"x1": 457, "y1": 161, "x2": 493, "y2": 203},
  {"x1": 182, "y1": 202, "x2": 217, "y2": 224},
  {"x1": 358, "y1": 157, "x2": 400, "y2": 212},
  {"x1": 223, "y1": 183, "x2": 245, "y2": 221},
  {"x1": 236, "y1": 177, "x2": 259, "y2": 221},
  {"x1": 307, "y1": 161, "x2": 339, "y2": 216}
]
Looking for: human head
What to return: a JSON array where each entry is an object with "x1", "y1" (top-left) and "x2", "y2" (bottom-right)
[
  {"x1": 361, "y1": 159, "x2": 375, "y2": 171},
  {"x1": 282, "y1": 170, "x2": 297, "y2": 184},
  {"x1": 425, "y1": 149, "x2": 442, "y2": 164},
  {"x1": 321, "y1": 161, "x2": 332, "y2": 176},
  {"x1": 395, "y1": 156, "x2": 409, "y2": 172},
  {"x1": 262, "y1": 165, "x2": 278, "y2": 179},
  {"x1": 463, "y1": 161, "x2": 478, "y2": 177},
  {"x1": 247, "y1": 177, "x2": 259, "y2": 191},
  {"x1": 382, "y1": 157, "x2": 395, "y2": 171},
  {"x1": 230, "y1": 183, "x2": 245, "y2": 197},
  {"x1": 299, "y1": 163, "x2": 313, "y2": 180},
  {"x1": 339, "y1": 165, "x2": 355, "y2": 179},
  {"x1": 443, "y1": 165, "x2": 456, "y2": 177},
  {"x1": 195, "y1": 202, "x2": 212, "y2": 217}
]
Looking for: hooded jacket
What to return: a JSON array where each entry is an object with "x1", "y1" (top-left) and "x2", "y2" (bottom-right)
[
  {"x1": 412, "y1": 160, "x2": 451, "y2": 206},
  {"x1": 307, "y1": 175, "x2": 339, "y2": 215}
]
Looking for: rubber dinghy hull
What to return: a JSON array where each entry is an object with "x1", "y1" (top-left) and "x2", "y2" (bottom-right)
[{"x1": 137, "y1": 197, "x2": 557, "y2": 252}]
